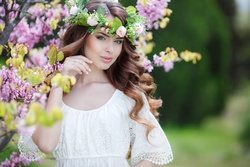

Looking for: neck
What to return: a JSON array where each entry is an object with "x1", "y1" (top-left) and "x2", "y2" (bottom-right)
[{"x1": 75, "y1": 65, "x2": 109, "y2": 86}]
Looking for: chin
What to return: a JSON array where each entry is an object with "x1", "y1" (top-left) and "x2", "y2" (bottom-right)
[
  {"x1": 95, "y1": 62, "x2": 114, "y2": 70},
  {"x1": 96, "y1": 64, "x2": 112, "y2": 71}
]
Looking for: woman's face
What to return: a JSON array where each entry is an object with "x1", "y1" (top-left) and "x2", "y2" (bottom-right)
[{"x1": 84, "y1": 16, "x2": 123, "y2": 70}]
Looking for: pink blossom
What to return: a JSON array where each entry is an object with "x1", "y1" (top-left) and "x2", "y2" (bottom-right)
[
  {"x1": 87, "y1": 17, "x2": 98, "y2": 26},
  {"x1": 163, "y1": 59, "x2": 174, "y2": 72},
  {"x1": 141, "y1": 57, "x2": 154, "y2": 72},
  {"x1": 136, "y1": 0, "x2": 168, "y2": 30},
  {"x1": 29, "y1": 48, "x2": 48, "y2": 67},
  {"x1": 116, "y1": 26, "x2": 126, "y2": 37},
  {"x1": 15, "y1": 118, "x2": 35, "y2": 136},
  {"x1": 58, "y1": 28, "x2": 66, "y2": 38},
  {"x1": 153, "y1": 54, "x2": 164, "y2": 66},
  {"x1": 134, "y1": 23, "x2": 144, "y2": 34},
  {"x1": 0, "y1": 152, "x2": 31, "y2": 167}
]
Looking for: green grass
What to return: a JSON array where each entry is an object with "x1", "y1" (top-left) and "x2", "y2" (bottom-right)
[{"x1": 164, "y1": 124, "x2": 249, "y2": 167}]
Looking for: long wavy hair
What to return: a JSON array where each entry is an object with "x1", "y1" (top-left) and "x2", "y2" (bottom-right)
[{"x1": 60, "y1": 0, "x2": 162, "y2": 147}]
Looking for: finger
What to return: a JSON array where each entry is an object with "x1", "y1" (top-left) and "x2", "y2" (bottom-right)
[
  {"x1": 71, "y1": 58, "x2": 91, "y2": 72},
  {"x1": 72, "y1": 55, "x2": 93, "y2": 64},
  {"x1": 63, "y1": 59, "x2": 83, "y2": 75},
  {"x1": 73, "y1": 61, "x2": 90, "y2": 74}
]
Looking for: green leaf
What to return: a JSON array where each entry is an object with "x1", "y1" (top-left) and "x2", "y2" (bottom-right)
[
  {"x1": 57, "y1": 51, "x2": 64, "y2": 61},
  {"x1": 38, "y1": 112, "x2": 54, "y2": 127},
  {"x1": 109, "y1": 17, "x2": 122, "y2": 34},
  {"x1": 126, "y1": 6, "x2": 136, "y2": 15},
  {"x1": 25, "y1": 114, "x2": 36, "y2": 126},
  {"x1": 27, "y1": 72, "x2": 44, "y2": 86},
  {"x1": 47, "y1": 45, "x2": 57, "y2": 65},
  {"x1": 29, "y1": 102, "x2": 43, "y2": 114},
  {"x1": 0, "y1": 102, "x2": 6, "y2": 117},
  {"x1": 5, "y1": 101, "x2": 18, "y2": 115},
  {"x1": 0, "y1": 45, "x2": 3, "y2": 55},
  {"x1": 96, "y1": 6, "x2": 105, "y2": 15},
  {"x1": 50, "y1": 108, "x2": 63, "y2": 121}
]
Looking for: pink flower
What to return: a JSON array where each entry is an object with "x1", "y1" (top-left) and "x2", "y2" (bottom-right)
[
  {"x1": 163, "y1": 59, "x2": 174, "y2": 72},
  {"x1": 142, "y1": 59, "x2": 154, "y2": 72},
  {"x1": 116, "y1": 26, "x2": 126, "y2": 37},
  {"x1": 153, "y1": 54, "x2": 164, "y2": 66},
  {"x1": 87, "y1": 17, "x2": 98, "y2": 26},
  {"x1": 70, "y1": 5, "x2": 78, "y2": 15},
  {"x1": 135, "y1": 23, "x2": 144, "y2": 34}
]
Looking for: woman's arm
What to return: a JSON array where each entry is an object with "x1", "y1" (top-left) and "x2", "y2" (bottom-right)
[
  {"x1": 135, "y1": 160, "x2": 161, "y2": 167},
  {"x1": 32, "y1": 86, "x2": 63, "y2": 154}
]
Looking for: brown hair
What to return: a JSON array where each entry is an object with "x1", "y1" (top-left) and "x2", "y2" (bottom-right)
[{"x1": 60, "y1": 0, "x2": 162, "y2": 142}]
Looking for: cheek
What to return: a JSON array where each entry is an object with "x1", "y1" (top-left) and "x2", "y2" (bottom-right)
[
  {"x1": 115, "y1": 45, "x2": 123, "y2": 57},
  {"x1": 84, "y1": 37, "x2": 98, "y2": 56}
]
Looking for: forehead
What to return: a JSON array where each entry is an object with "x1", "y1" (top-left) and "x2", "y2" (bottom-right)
[{"x1": 93, "y1": 29, "x2": 121, "y2": 39}]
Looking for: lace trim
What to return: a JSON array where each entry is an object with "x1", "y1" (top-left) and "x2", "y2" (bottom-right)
[
  {"x1": 129, "y1": 126, "x2": 136, "y2": 146},
  {"x1": 18, "y1": 135, "x2": 44, "y2": 161},
  {"x1": 131, "y1": 151, "x2": 173, "y2": 166},
  {"x1": 95, "y1": 129, "x2": 112, "y2": 153}
]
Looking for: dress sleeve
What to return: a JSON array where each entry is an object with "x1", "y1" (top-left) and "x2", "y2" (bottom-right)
[
  {"x1": 18, "y1": 126, "x2": 44, "y2": 161},
  {"x1": 129, "y1": 94, "x2": 173, "y2": 166}
]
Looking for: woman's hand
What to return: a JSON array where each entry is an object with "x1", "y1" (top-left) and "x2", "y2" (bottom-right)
[{"x1": 61, "y1": 55, "x2": 93, "y2": 76}]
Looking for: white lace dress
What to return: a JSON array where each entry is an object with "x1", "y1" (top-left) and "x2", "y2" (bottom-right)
[{"x1": 18, "y1": 89, "x2": 173, "y2": 167}]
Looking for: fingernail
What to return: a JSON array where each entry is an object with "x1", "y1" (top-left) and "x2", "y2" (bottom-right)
[{"x1": 88, "y1": 68, "x2": 91, "y2": 72}]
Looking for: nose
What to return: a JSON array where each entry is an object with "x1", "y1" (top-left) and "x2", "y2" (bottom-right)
[{"x1": 105, "y1": 41, "x2": 114, "y2": 53}]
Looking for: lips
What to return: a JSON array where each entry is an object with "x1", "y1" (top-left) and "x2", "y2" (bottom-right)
[{"x1": 100, "y1": 56, "x2": 112, "y2": 63}]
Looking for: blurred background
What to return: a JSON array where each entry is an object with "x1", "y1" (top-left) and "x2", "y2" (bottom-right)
[
  {"x1": 121, "y1": 0, "x2": 250, "y2": 167},
  {"x1": 1, "y1": 0, "x2": 250, "y2": 166}
]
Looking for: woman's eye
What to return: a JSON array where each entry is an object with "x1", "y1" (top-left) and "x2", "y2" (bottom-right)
[
  {"x1": 96, "y1": 36, "x2": 105, "y2": 40},
  {"x1": 114, "y1": 40, "x2": 123, "y2": 44}
]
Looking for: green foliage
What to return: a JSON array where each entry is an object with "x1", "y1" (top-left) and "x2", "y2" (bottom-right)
[
  {"x1": 48, "y1": 45, "x2": 64, "y2": 65},
  {"x1": 148, "y1": 0, "x2": 232, "y2": 124},
  {"x1": 0, "y1": 43, "x2": 74, "y2": 132},
  {"x1": 236, "y1": 83, "x2": 250, "y2": 152},
  {"x1": 241, "y1": 118, "x2": 250, "y2": 152},
  {"x1": 108, "y1": 17, "x2": 122, "y2": 34}
]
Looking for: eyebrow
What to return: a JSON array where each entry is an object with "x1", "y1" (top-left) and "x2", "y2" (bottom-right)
[{"x1": 96, "y1": 32, "x2": 124, "y2": 40}]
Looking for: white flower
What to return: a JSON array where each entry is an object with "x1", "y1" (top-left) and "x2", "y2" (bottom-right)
[
  {"x1": 134, "y1": 23, "x2": 144, "y2": 35},
  {"x1": 68, "y1": 0, "x2": 76, "y2": 6},
  {"x1": 107, "y1": 0, "x2": 119, "y2": 2},
  {"x1": 116, "y1": 26, "x2": 127, "y2": 37},
  {"x1": 70, "y1": 5, "x2": 79, "y2": 15},
  {"x1": 87, "y1": 17, "x2": 99, "y2": 26}
]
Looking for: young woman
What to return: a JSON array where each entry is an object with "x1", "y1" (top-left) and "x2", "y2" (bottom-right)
[{"x1": 18, "y1": 0, "x2": 173, "y2": 166}]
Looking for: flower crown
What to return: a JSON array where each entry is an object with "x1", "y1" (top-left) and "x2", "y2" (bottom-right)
[{"x1": 65, "y1": 0, "x2": 147, "y2": 43}]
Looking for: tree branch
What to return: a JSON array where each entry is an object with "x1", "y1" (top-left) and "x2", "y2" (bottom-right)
[
  {"x1": 0, "y1": 131, "x2": 16, "y2": 152},
  {"x1": 0, "y1": 0, "x2": 50, "y2": 45}
]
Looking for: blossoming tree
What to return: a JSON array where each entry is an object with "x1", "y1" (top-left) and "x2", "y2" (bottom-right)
[{"x1": 0, "y1": 0, "x2": 201, "y2": 166}]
